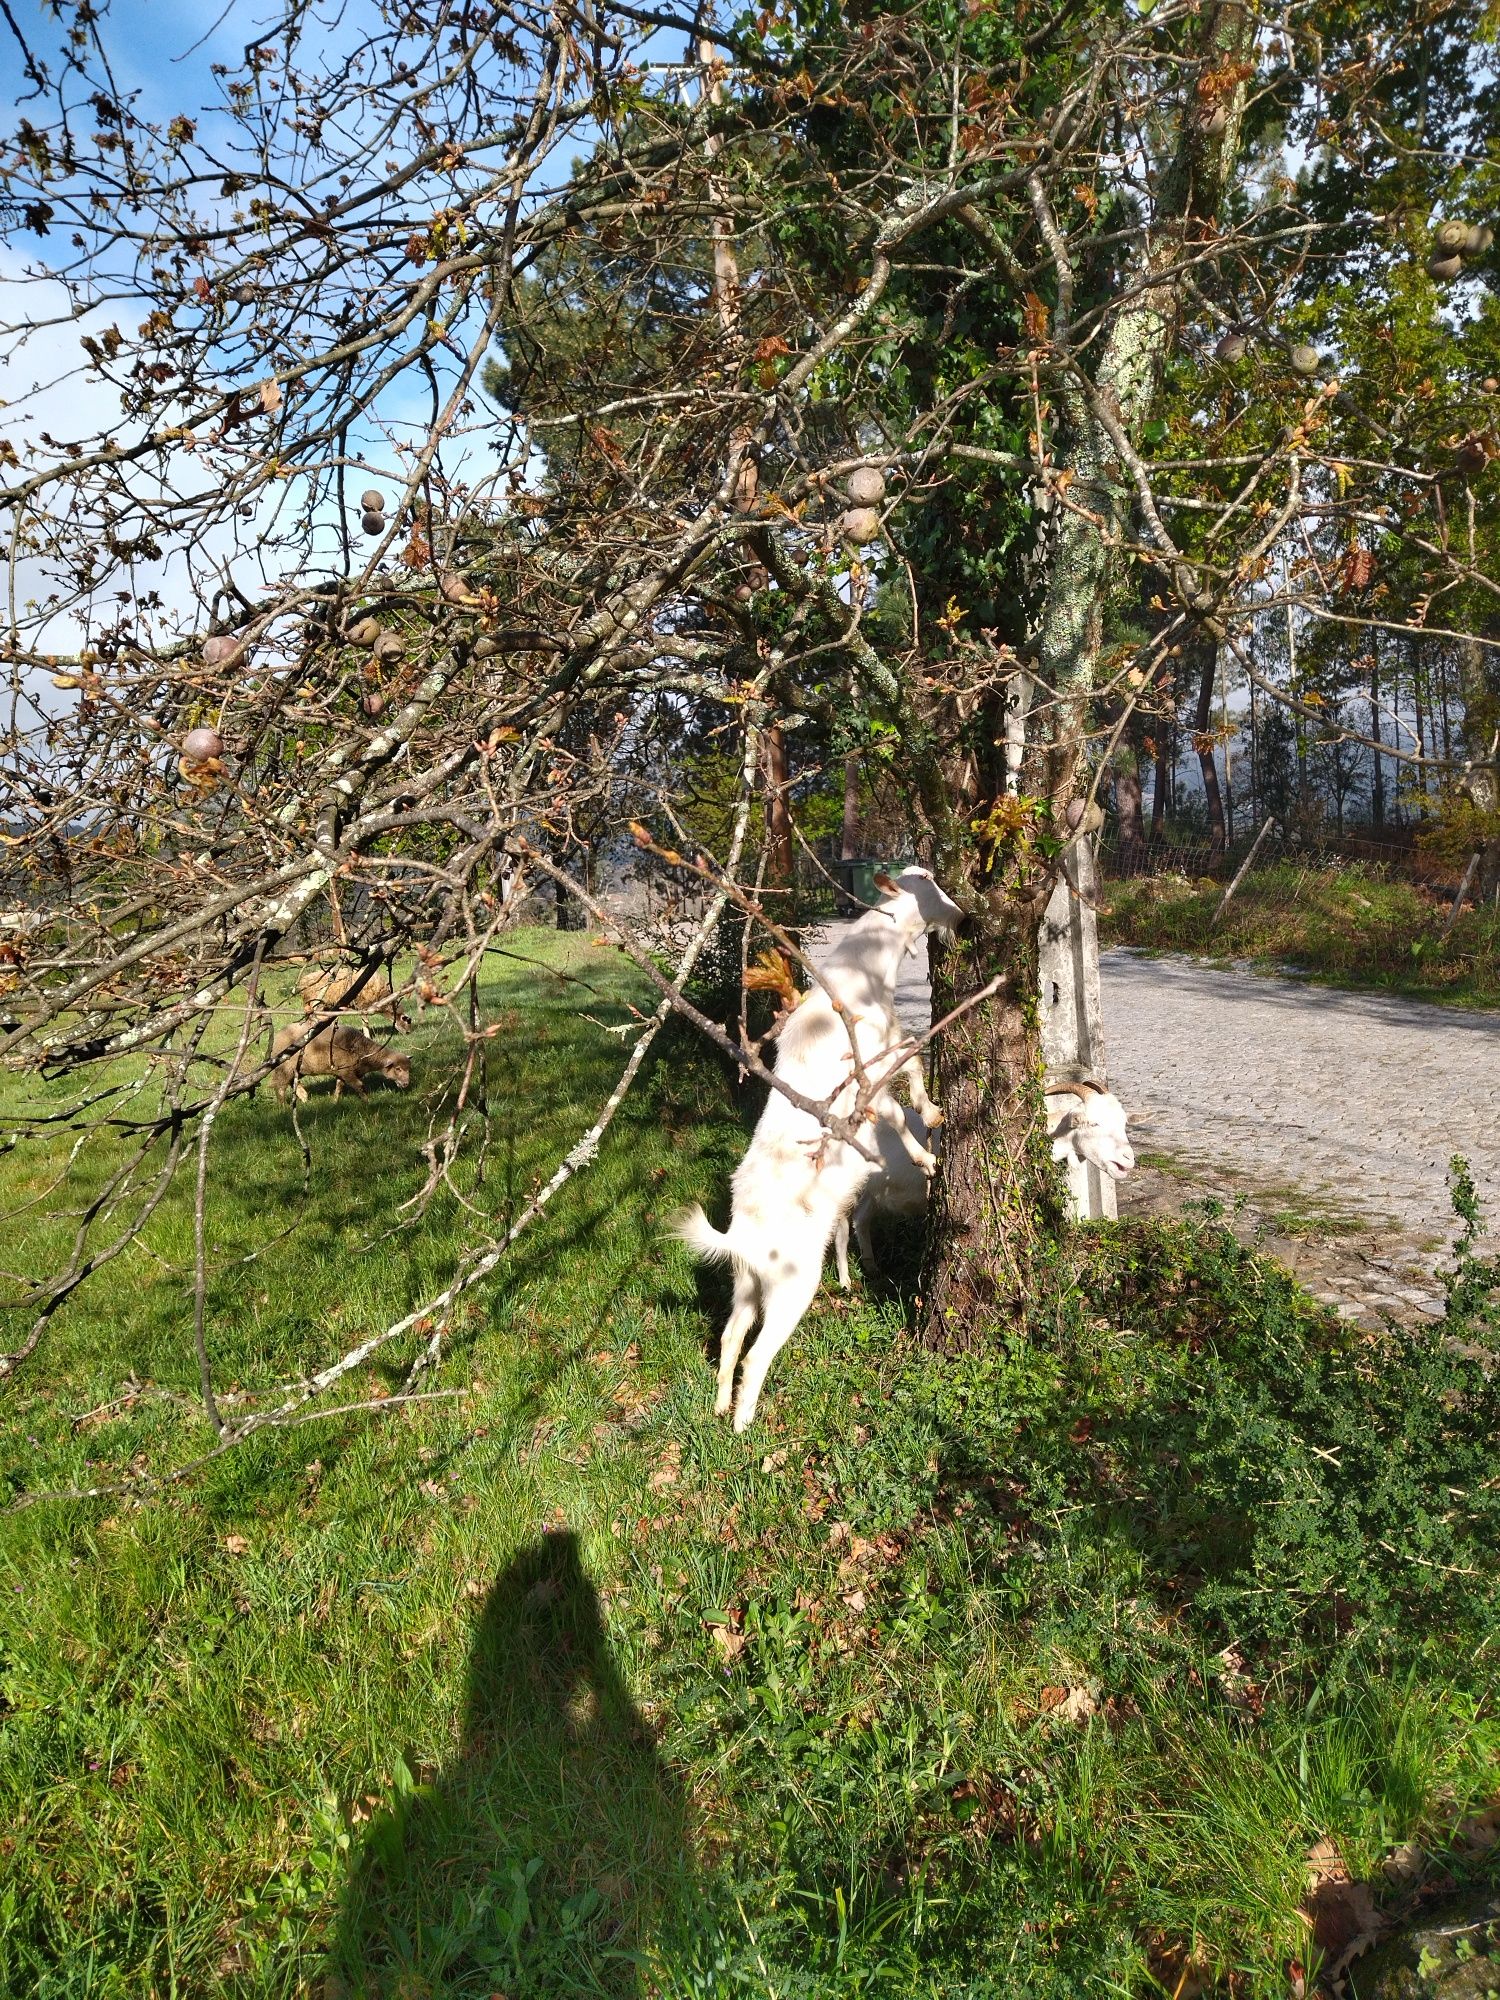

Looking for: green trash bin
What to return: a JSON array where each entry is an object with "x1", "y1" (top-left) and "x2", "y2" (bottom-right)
[{"x1": 836, "y1": 857, "x2": 880, "y2": 915}]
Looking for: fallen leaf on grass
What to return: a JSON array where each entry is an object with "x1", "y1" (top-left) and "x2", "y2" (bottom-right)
[
  {"x1": 1301, "y1": 1837, "x2": 1382, "y2": 1977},
  {"x1": 222, "y1": 1533, "x2": 251, "y2": 1556},
  {"x1": 1459, "y1": 1804, "x2": 1500, "y2": 1854},
  {"x1": 1038, "y1": 1683, "x2": 1098, "y2": 1725},
  {"x1": 1379, "y1": 1840, "x2": 1425, "y2": 1887},
  {"x1": 648, "y1": 1441, "x2": 681, "y2": 1490},
  {"x1": 710, "y1": 1624, "x2": 746, "y2": 1662},
  {"x1": 1148, "y1": 1943, "x2": 1211, "y2": 1999}
]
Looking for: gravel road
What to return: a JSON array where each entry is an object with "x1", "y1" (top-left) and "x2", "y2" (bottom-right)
[
  {"x1": 1102, "y1": 950, "x2": 1500, "y2": 1318},
  {"x1": 811, "y1": 926, "x2": 1499, "y2": 1319}
]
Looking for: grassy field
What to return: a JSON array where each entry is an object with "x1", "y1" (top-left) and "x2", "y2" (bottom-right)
[
  {"x1": 1100, "y1": 863, "x2": 1500, "y2": 1008},
  {"x1": 1, "y1": 930, "x2": 1498, "y2": 1998}
]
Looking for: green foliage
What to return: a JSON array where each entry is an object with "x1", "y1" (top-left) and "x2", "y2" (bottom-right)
[{"x1": 1417, "y1": 789, "x2": 1500, "y2": 871}]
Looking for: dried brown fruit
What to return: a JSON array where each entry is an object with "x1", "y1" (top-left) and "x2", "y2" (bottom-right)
[
  {"x1": 1452, "y1": 433, "x2": 1490, "y2": 477},
  {"x1": 1289, "y1": 344, "x2": 1321, "y2": 377},
  {"x1": 182, "y1": 726, "x2": 224, "y2": 762},
  {"x1": 1428, "y1": 252, "x2": 1465, "y2": 282},
  {"x1": 845, "y1": 464, "x2": 886, "y2": 506},
  {"x1": 345, "y1": 616, "x2": 381, "y2": 647},
  {"x1": 360, "y1": 509, "x2": 386, "y2": 536},
  {"x1": 372, "y1": 631, "x2": 404, "y2": 662},
  {"x1": 359, "y1": 488, "x2": 385, "y2": 512},
  {"x1": 840, "y1": 505, "x2": 882, "y2": 544},
  {"x1": 1214, "y1": 331, "x2": 1247, "y2": 363}
]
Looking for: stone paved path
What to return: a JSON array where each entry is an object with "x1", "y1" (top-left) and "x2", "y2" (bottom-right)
[
  {"x1": 1102, "y1": 950, "x2": 1500, "y2": 1320},
  {"x1": 809, "y1": 927, "x2": 1500, "y2": 1321}
]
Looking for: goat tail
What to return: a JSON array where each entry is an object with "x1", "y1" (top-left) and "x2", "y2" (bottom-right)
[{"x1": 668, "y1": 1204, "x2": 753, "y2": 1271}]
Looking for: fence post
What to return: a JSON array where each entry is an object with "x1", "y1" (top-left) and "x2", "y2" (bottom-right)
[
  {"x1": 1211, "y1": 815, "x2": 1279, "y2": 929},
  {"x1": 1438, "y1": 851, "x2": 1483, "y2": 947},
  {"x1": 1039, "y1": 837, "x2": 1114, "y2": 1221}
]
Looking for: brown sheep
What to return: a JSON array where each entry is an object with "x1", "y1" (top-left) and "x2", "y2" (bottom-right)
[
  {"x1": 270, "y1": 1022, "x2": 412, "y2": 1103},
  {"x1": 295, "y1": 958, "x2": 409, "y2": 1028}
]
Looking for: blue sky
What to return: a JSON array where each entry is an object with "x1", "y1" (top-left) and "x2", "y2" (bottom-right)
[{"x1": 2, "y1": 0, "x2": 701, "y2": 658}]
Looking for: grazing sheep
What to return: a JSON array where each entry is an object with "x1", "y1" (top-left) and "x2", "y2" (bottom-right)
[
  {"x1": 270, "y1": 1021, "x2": 412, "y2": 1103},
  {"x1": 295, "y1": 956, "x2": 409, "y2": 1028},
  {"x1": 673, "y1": 867, "x2": 962, "y2": 1431}
]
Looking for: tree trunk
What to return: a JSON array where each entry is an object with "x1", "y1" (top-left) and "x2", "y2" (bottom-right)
[
  {"x1": 1113, "y1": 751, "x2": 1147, "y2": 873},
  {"x1": 1370, "y1": 649, "x2": 1385, "y2": 830},
  {"x1": 1153, "y1": 731, "x2": 1170, "y2": 838},
  {"x1": 764, "y1": 723, "x2": 793, "y2": 887},
  {"x1": 1459, "y1": 637, "x2": 1500, "y2": 901},
  {"x1": 1192, "y1": 633, "x2": 1227, "y2": 856},
  {"x1": 841, "y1": 749, "x2": 860, "y2": 860},
  {"x1": 921, "y1": 919, "x2": 1065, "y2": 1340}
]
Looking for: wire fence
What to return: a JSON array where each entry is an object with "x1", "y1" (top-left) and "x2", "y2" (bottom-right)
[{"x1": 1095, "y1": 818, "x2": 1498, "y2": 989}]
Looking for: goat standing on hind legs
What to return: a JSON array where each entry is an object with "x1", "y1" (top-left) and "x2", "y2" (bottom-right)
[{"x1": 672, "y1": 868, "x2": 962, "y2": 1432}]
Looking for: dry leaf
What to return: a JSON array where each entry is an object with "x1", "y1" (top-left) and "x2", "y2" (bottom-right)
[
  {"x1": 710, "y1": 1624, "x2": 746, "y2": 1662},
  {"x1": 259, "y1": 378, "x2": 281, "y2": 414},
  {"x1": 222, "y1": 1533, "x2": 251, "y2": 1556},
  {"x1": 1302, "y1": 1838, "x2": 1382, "y2": 1973},
  {"x1": 648, "y1": 1441, "x2": 681, "y2": 1490}
]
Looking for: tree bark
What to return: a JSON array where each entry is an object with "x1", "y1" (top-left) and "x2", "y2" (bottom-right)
[
  {"x1": 841, "y1": 749, "x2": 860, "y2": 861},
  {"x1": 1113, "y1": 750, "x2": 1148, "y2": 872},
  {"x1": 1459, "y1": 636, "x2": 1500, "y2": 901},
  {"x1": 922, "y1": 919, "x2": 1065, "y2": 1340},
  {"x1": 1192, "y1": 633, "x2": 1228, "y2": 856},
  {"x1": 764, "y1": 723, "x2": 793, "y2": 887}
]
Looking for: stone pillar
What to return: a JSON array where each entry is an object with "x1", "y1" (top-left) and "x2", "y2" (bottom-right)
[{"x1": 1039, "y1": 837, "x2": 1115, "y2": 1220}]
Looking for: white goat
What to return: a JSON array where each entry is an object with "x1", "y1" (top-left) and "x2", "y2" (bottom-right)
[
  {"x1": 673, "y1": 868, "x2": 961, "y2": 1431},
  {"x1": 1044, "y1": 1081, "x2": 1136, "y2": 1180},
  {"x1": 834, "y1": 1082, "x2": 1136, "y2": 1286},
  {"x1": 832, "y1": 1104, "x2": 933, "y2": 1289}
]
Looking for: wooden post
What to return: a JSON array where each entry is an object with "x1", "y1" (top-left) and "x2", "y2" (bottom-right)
[
  {"x1": 1212, "y1": 813, "x2": 1278, "y2": 928},
  {"x1": 1439, "y1": 851, "x2": 1483, "y2": 947},
  {"x1": 1039, "y1": 837, "x2": 1115, "y2": 1221}
]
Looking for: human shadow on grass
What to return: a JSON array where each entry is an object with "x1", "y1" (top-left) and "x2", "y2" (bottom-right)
[{"x1": 326, "y1": 1530, "x2": 698, "y2": 1999}]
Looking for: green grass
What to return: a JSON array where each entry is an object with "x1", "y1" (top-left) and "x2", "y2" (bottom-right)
[
  {"x1": 1100, "y1": 863, "x2": 1500, "y2": 1008},
  {"x1": 1, "y1": 930, "x2": 1498, "y2": 1998}
]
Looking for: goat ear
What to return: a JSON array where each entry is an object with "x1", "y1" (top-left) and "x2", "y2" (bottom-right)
[{"x1": 873, "y1": 870, "x2": 900, "y2": 896}]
